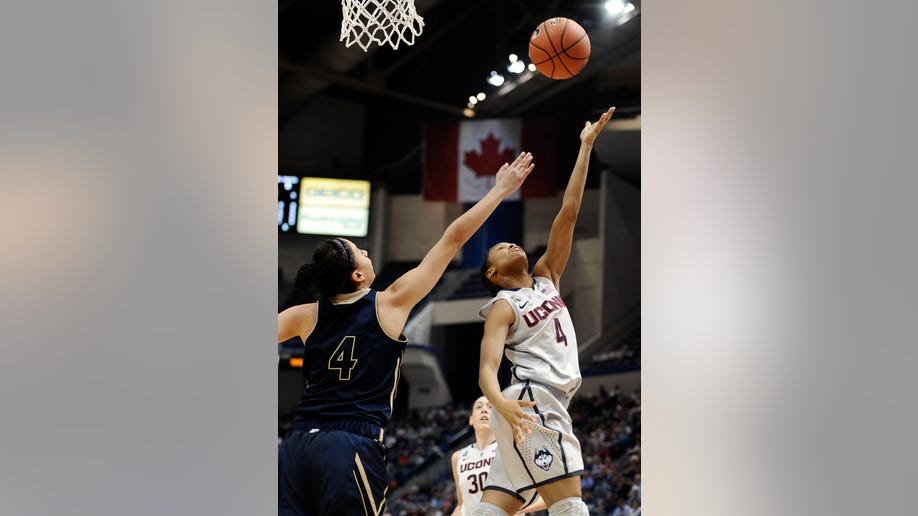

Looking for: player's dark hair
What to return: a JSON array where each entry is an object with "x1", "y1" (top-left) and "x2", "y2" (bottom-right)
[
  {"x1": 479, "y1": 252, "x2": 500, "y2": 296},
  {"x1": 294, "y1": 238, "x2": 358, "y2": 300}
]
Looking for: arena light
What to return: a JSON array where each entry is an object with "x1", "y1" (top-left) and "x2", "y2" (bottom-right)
[
  {"x1": 624, "y1": 2, "x2": 635, "y2": 14},
  {"x1": 487, "y1": 71, "x2": 505, "y2": 87},
  {"x1": 605, "y1": 0, "x2": 625, "y2": 15},
  {"x1": 508, "y1": 53, "x2": 518, "y2": 63},
  {"x1": 527, "y1": 63, "x2": 537, "y2": 72},
  {"x1": 507, "y1": 60, "x2": 526, "y2": 74},
  {"x1": 476, "y1": 92, "x2": 486, "y2": 101},
  {"x1": 468, "y1": 95, "x2": 478, "y2": 105},
  {"x1": 462, "y1": 107, "x2": 476, "y2": 118}
]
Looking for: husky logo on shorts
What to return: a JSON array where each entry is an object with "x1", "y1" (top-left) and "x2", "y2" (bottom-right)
[{"x1": 534, "y1": 447, "x2": 554, "y2": 471}]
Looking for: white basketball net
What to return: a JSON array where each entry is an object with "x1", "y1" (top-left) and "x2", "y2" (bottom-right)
[{"x1": 340, "y1": 0, "x2": 425, "y2": 52}]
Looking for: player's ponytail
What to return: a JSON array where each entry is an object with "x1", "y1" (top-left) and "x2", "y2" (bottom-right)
[{"x1": 294, "y1": 238, "x2": 358, "y2": 299}]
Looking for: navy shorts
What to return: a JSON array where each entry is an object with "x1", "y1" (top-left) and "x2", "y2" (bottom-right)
[{"x1": 279, "y1": 420, "x2": 389, "y2": 516}]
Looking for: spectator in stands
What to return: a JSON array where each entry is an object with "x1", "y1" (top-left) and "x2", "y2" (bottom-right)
[
  {"x1": 277, "y1": 152, "x2": 534, "y2": 515},
  {"x1": 611, "y1": 499, "x2": 630, "y2": 516},
  {"x1": 580, "y1": 474, "x2": 594, "y2": 492},
  {"x1": 628, "y1": 496, "x2": 640, "y2": 515},
  {"x1": 630, "y1": 473, "x2": 641, "y2": 504}
]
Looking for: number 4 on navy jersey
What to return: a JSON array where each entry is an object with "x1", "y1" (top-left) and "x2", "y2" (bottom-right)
[{"x1": 328, "y1": 336, "x2": 359, "y2": 380}]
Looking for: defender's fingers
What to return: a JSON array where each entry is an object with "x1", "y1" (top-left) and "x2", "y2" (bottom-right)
[{"x1": 601, "y1": 107, "x2": 615, "y2": 124}]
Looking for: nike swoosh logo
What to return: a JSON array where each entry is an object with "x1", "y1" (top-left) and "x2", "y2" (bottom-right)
[{"x1": 518, "y1": 300, "x2": 529, "y2": 309}]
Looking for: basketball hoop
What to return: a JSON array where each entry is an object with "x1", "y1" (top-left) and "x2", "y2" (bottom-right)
[{"x1": 340, "y1": 0, "x2": 424, "y2": 52}]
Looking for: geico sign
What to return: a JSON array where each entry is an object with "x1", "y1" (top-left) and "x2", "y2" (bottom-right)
[{"x1": 303, "y1": 187, "x2": 367, "y2": 201}]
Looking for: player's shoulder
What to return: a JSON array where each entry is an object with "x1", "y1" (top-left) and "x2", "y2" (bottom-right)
[
  {"x1": 279, "y1": 302, "x2": 319, "y2": 341},
  {"x1": 282, "y1": 301, "x2": 318, "y2": 316},
  {"x1": 479, "y1": 293, "x2": 518, "y2": 321},
  {"x1": 453, "y1": 443, "x2": 472, "y2": 461}
]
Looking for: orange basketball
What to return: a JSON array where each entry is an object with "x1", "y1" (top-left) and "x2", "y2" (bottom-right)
[{"x1": 528, "y1": 17, "x2": 591, "y2": 80}]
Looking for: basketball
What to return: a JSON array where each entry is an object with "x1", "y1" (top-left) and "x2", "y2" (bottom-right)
[{"x1": 528, "y1": 17, "x2": 591, "y2": 80}]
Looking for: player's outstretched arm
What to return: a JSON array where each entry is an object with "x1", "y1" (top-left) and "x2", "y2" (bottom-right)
[
  {"x1": 382, "y1": 152, "x2": 534, "y2": 313},
  {"x1": 478, "y1": 300, "x2": 537, "y2": 444},
  {"x1": 533, "y1": 107, "x2": 614, "y2": 287},
  {"x1": 450, "y1": 450, "x2": 463, "y2": 516},
  {"x1": 277, "y1": 303, "x2": 317, "y2": 343}
]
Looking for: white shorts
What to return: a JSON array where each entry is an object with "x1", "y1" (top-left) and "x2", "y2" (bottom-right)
[{"x1": 484, "y1": 381, "x2": 584, "y2": 504}]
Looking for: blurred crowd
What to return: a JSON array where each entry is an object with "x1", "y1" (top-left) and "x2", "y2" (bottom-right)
[
  {"x1": 385, "y1": 384, "x2": 641, "y2": 516},
  {"x1": 385, "y1": 403, "x2": 469, "y2": 485}
]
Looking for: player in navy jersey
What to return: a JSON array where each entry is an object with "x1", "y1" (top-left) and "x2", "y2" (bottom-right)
[
  {"x1": 277, "y1": 151, "x2": 534, "y2": 516},
  {"x1": 474, "y1": 108, "x2": 615, "y2": 516}
]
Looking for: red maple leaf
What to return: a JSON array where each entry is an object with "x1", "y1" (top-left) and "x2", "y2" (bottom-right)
[{"x1": 463, "y1": 133, "x2": 518, "y2": 177}]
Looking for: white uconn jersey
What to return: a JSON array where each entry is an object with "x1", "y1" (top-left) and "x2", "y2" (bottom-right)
[
  {"x1": 479, "y1": 277, "x2": 581, "y2": 396},
  {"x1": 456, "y1": 441, "x2": 497, "y2": 516}
]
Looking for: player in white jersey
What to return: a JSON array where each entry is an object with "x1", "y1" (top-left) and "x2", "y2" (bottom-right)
[
  {"x1": 451, "y1": 396, "x2": 545, "y2": 516},
  {"x1": 474, "y1": 107, "x2": 616, "y2": 516}
]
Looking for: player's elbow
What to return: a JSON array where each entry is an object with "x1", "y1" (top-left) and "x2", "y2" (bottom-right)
[
  {"x1": 440, "y1": 225, "x2": 466, "y2": 252},
  {"x1": 552, "y1": 204, "x2": 579, "y2": 228},
  {"x1": 559, "y1": 200, "x2": 581, "y2": 218}
]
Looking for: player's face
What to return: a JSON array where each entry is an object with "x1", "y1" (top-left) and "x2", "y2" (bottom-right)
[
  {"x1": 487, "y1": 242, "x2": 528, "y2": 274},
  {"x1": 469, "y1": 396, "x2": 492, "y2": 433},
  {"x1": 342, "y1": 239, "x2": 375, "y2": 283}
]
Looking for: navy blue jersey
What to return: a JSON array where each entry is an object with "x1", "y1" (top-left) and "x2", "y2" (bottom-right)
[{"x1": 294, "y1": 290, "x2": 406, "y2": 428}]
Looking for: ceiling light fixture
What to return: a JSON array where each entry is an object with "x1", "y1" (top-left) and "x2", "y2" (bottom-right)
[
  {"x1": 487, "y1": 71, "x2": 505, "y2": 87},
  {"x1": 605, "y1": 0, "x2": 625, "y2": 15}
]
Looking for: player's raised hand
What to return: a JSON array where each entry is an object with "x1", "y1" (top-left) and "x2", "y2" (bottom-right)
[
  {"x1": 493, "y1": 151, "x2": 535, "y2": 197},
  {"x1": 494, "y1": 398, "x2": 539, "y2": 445},
  {"x1": 580, "y1": 107, "x2": 615, "y2": 145}
]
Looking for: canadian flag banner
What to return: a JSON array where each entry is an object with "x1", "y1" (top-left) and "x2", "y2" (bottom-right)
[{"x1": 423, "y1": 118, "x2": 559, "y2": 202}]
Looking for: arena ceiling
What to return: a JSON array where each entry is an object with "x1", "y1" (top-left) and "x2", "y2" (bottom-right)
[{"x1": 279, "y1": 0, "x2": 641, "y2": 190}]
